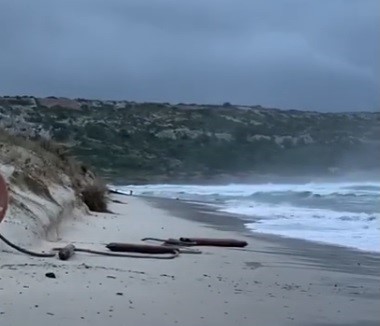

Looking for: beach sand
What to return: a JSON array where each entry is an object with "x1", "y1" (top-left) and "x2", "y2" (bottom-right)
[{"x1": 1, "y1": 195, "x2": 379, "y2": 326}]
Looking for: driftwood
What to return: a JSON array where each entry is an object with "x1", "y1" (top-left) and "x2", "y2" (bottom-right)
[
  {"x1": 58, "y1": 244, "x2": 76, "y2": 260},
  {"x1": 108, "y1": 189, "x2": 123, "y2": 195},
  {"x1": 108, "y1": 189, "x2": 132, "y2": 196},
  {"x1": 179, "y1": 237, "x2": 248, "y2": 247}
]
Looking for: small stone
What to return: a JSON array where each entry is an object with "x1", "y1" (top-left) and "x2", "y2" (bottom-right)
[{"x1": 45, "y1": 272, "x2": 56, "y2": 279}]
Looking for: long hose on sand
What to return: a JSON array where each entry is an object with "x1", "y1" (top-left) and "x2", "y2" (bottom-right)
[
  {"x1": 55, "y1": 247, "x2": 179, "y2": 259},
  {"x1": 0, "y1": 233, "x2": 56, "y2": 257},
  {"x1": 0, "y1": 233, "x2": 179, "y2": 259}
]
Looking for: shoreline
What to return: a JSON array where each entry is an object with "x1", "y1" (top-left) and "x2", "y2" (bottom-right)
[
  {"x1": 1, "y1": 195, "x2": 379, "y2": 325},
  {"x1": 144, "y1": 196, "x2": 380, "y2": 253},
  {"x1": 143, "y1": 197, "x2": 380, "y2": 276},
  {"x1": 114, "y1": 178, "x2": 380, "y2": 254}
]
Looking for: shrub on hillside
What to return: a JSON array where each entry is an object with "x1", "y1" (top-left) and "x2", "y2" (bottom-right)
[{"x1": 81, "y1": 180, "x2": 108, "y2": 212}]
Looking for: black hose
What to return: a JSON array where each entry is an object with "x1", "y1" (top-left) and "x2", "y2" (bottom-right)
[
  {"x1": 0, "y1": 233, "x2": 56, "y2": 257},
  {"x1": 0, "y1": 233, "x2": 179, "y2": 259},
  {"x1": 52, "y1": 247, "x2": 180, "y2": 259},
  {"x1": 141, "y1": 237, "x2": 198, "y2": 246},
  {"x1": 141, "y1": 237, "x2": 167, "y2": 242}
]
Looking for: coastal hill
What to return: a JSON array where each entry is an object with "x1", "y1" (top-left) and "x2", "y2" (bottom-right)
[{"x1": 1, "y1": 95, "x2": 379, "y2": 182}]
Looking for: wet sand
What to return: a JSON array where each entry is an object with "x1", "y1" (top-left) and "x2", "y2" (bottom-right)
[{"x1": 1, "y1": 195, "x2": 379, "y2": 326}]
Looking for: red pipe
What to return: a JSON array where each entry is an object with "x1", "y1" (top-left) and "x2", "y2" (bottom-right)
[
  {"x1": 0, "y1": 173, "x2": 9, "y2": 223},
  {"x1": 106, "y1": 242, "x2": 178, "y2": 254}
]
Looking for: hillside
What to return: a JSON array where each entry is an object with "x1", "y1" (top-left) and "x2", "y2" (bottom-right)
[{"x1": 1, "y1": 96, "x2": 379, "y2": 183}]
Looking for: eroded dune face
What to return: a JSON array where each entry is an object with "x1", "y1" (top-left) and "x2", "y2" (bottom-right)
[{"x1": 0, "y1": 132, "x2": 97, "y2": 248}]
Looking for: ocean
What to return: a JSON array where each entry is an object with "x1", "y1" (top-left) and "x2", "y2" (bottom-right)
[{"x1": 116, "y1": 182, "x2": 380, "y2": 252}]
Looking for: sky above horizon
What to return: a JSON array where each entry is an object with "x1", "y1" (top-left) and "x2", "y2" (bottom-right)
[{"x1": 0, "y1": 0, "x2": 379, "y2": 112}]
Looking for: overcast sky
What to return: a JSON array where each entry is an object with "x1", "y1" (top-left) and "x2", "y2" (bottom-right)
[{"x1": 0, "y1": 0, "x2": 379, "y2": 111}]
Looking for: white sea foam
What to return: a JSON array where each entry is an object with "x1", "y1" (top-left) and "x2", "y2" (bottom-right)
[
  {"x1": 223, "y1": 201, "x2": 380, "y2": 252},
  {"x1": 118, "y1": 181, "x2": 380, "y2": 252}
]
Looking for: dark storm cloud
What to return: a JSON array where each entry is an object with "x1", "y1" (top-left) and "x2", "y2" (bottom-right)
[{"x1": 0, "y1": 0, "x2": 379, "y2": 111}]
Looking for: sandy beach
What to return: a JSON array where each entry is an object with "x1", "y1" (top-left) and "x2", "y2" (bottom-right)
[{"x1": 1, "y1": 194, "x2": 379, "y2": 326}]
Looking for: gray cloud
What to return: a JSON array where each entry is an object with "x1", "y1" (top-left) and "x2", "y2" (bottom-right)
[{"x1": 0, "y1": 0, "x2": 379, "y2": 111}]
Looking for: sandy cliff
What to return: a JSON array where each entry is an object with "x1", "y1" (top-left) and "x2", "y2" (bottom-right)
[{"x1": 0, "y1": 132, "x2": 94, "y2": 251}]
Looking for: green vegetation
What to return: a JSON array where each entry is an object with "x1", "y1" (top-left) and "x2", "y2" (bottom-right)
[
  {"x1": 81, "y1": 180, "x2": 108, "y2": 212},
  {"x1": 1, "y1": 96, "x2": 379, "y2": 182}
]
